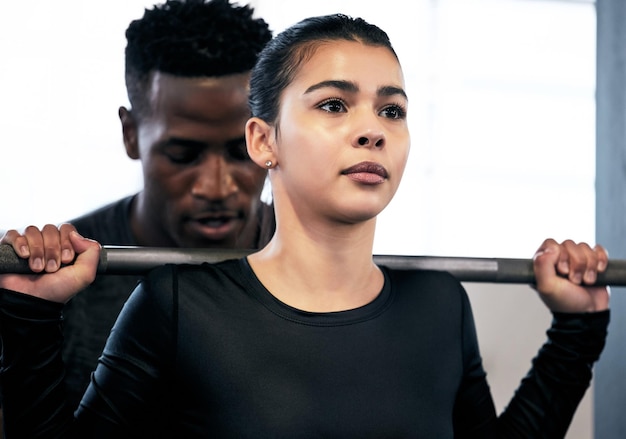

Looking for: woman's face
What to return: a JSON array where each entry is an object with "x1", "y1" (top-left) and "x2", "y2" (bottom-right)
[{"x1": 272, "y1": 40, "x2": 410, "y2": 225}]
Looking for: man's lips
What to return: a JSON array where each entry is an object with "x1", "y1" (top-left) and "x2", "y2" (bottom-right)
[
  {"x1": 341, "y1": 161, "x2": 388, "y2": 184},
  {"x1": 191, "y1": 211, "x2": 240, "y2": 226},
  {"x1": 194, "y1": 216, "x2": 234, "y2": 227},
  {"x1": 187, "y1": 211, "x2": 242, "y2": 239}
]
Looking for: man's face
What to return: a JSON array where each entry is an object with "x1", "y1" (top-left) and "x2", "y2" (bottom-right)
[{"x1": 123, "y1": 72, "x2": 267, "y2": 249}]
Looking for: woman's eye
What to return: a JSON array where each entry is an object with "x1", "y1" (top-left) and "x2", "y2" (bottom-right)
[
  {"x1": 318, "y1": 99, "x2": 346, "y2": 113},
  {"x1": 380, "y1": 104, "x2": 407, "y2": 120}
]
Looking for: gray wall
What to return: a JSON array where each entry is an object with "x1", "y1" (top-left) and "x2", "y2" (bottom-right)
[{"x1": 595, "y1": 0, "x2": 626, "y2": 437}]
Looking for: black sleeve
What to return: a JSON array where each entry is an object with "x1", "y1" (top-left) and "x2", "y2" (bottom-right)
[
  {"x1": 453, "y1": 299, "x2": 609, "y2": 438},
  {"x1": 0, "y1": 264, "x2": 178, "y2": 438},
  {"x1": 76, "y1": 266, "x2": 177, "y2": 436},
  {"x1": 0, "y1": 288, "x2": 73, "y2": 438},
  {"x1": 497, "y1": 310, "x2": 609, "y2": 438}
]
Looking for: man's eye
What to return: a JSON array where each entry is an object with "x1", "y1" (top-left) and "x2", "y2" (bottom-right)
[
  {"x1": 318, "y1": 98, "x2": 346, "y2": 113},
  {"x1": 227, "y1": 143, "x2": 251, "y2": 161},
  {"x1": 164, "y1": 149, "x2": 200, "y2": 164}
]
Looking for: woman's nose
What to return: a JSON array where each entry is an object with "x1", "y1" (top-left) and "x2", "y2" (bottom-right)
[{"x1": 354, "y1": 130, "x2": 385, "y2": 148}]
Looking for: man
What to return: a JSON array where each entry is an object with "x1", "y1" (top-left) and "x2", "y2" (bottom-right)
[{"x1": 15, "y1": 0, "x2": 274, "y2": 410}]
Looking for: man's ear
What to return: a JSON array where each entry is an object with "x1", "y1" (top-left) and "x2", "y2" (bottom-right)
[
  {"x1": 246, "y1": 117, "x2": 276, "y2": 168},
  {"x1": 119, "y1": 106, "x2": 139, "y2": 160}
]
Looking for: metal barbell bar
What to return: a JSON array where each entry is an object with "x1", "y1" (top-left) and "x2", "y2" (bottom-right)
[{"x1": 1, "y1": 244, "x2": 626, "y2": 285}]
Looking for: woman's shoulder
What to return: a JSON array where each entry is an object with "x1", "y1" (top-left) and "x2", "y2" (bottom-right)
[
  {"x1": 384, "y1": 267, "x2": 464, "y2": 290},
  {"x1": 382, "y1": 267, "x2": 470, "y2": 311},
  {"x1": 145, "y1": 258, "x2": 244, "y2": 286},
  {"x1": 128, "y1": 258, "x2": 248, "y2": 312}
]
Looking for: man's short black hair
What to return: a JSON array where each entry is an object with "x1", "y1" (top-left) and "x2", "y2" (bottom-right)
[{"x1": 125, "y1": 0, "x2": 272, "y2": 118}]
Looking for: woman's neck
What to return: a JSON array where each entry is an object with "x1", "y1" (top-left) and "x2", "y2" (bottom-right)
[{"x1": 247, "y1": 218, "x2": 383, "y2": 312}]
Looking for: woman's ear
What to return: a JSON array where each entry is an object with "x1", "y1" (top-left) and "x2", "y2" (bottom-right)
[
  {"x1": 119, "y1": 106, "x2": 140, "y2": 160},
  {"x1": 246, "y1": 117, "x2": 277, "y2": 169}
]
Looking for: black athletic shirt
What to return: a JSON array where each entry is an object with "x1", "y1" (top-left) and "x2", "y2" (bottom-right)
[
  {"x1": 0, "y1": 259, "x2": 609, "y2": 438},
  {"x1": 61, "y1": 195, "x2": 275, "y2": 410},
  {"x1": 61, "y1": 196, "x2": 140, "y2": 410}
]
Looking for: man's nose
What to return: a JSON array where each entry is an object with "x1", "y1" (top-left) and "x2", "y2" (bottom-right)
[{"x1": 190, "y1": 155, "x2": 237, "y2": 200}]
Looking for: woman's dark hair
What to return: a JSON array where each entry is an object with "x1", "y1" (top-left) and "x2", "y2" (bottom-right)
[{"x1": 249, "y1": 13, "x2": 397, "y2": 124}]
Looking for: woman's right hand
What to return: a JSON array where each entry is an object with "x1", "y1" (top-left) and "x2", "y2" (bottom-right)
[{"x1": 0, "y1": 223, "x2": 100, "y2": 303}]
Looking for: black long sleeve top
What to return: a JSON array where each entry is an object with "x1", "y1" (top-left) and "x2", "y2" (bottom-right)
[{"x1": 0, "y1": 259, "x2": 609, "y2": 438}]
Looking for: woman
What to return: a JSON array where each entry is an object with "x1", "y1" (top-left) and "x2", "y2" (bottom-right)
[{"x1": 0, "y1": 14, "x2": 609, "y2": 438}]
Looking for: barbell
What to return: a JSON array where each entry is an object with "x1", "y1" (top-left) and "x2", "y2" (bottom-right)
[{"x1": 1, "y1": 244, "x2": 626, "y2": 285}]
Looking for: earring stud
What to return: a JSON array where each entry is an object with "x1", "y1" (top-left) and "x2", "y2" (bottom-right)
[{"x1": 265, "y1": 160, "x2": 273, "y2": 168}]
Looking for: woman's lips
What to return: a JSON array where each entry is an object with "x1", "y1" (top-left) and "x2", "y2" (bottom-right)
[{"x1": 341, "y1": 161, "x2": 388, "y2": 184}]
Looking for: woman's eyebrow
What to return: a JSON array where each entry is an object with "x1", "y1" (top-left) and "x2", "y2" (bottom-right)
[
  {"x1": 304, "y1": 80, "x2": 407, "y2": 101},
  {"x1": 305, "y1": 80, "x2": 358, "y2": 94},
  {"x1": 378, "y1": 85, "x2": 407, "y2": 101}
]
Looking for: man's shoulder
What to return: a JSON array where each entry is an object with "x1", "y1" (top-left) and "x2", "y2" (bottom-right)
[{"x1": 69, "y1": 195, "x2": 136, "y2": 244}]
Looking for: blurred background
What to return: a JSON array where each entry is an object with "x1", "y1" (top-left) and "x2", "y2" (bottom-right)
[{"x1": 0, "y1": 0, "x2": 596, "y2": 258}]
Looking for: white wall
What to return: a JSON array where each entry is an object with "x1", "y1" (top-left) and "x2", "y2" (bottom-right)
[
  {"x1": 1, "y1": 0, "x2": 597, "y2": 258},
  {"x1": 0, "y1": 0, "x2": 148, "y2": 227}
]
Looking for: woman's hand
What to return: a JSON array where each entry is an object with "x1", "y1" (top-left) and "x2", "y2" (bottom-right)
[
  {"x1": 0, "y1": 223, "x2": 100, "y2": 303},
  {"x1": 533, "y1": 238, "x2": 609, "y2": 313}
]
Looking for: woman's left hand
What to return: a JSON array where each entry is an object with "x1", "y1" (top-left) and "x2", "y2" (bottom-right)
[{"x1": 533, "y1": 238, "x2": 609, "y2": 313}]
